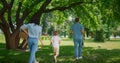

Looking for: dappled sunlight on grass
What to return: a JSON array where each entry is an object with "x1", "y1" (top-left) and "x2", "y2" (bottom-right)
[
  {"x1": 0, "y1": 45, "x2": 120, "y2": 63},
  {"x1": 84, "y1": 42, "x2": 120, "y2": 50},
  {"x1": 39, "y1": 38, "x2": 120, "y2": 50},
  {"x1": 0, "y1": 38, "x2": 120, "y2": 63}
]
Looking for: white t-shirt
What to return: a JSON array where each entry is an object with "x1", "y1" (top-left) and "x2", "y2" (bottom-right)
[{"x1": 51, "y1": 36, "x2": 61, "y2": 48}]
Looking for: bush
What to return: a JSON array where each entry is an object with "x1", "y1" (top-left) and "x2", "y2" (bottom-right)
[{"x1": 94, "y1": 30, "x2": 105, "y2": 42}]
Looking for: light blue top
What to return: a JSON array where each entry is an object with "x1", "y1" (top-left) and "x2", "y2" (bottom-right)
[
  {"x1": 20, "y1": 23, "x2": 42, "y2": 38},
  {"x1": 71, "y1": 22, "x2": 84, "y2": 39}
]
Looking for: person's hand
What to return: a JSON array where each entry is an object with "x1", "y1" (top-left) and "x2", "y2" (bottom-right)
[
  {"x1": 70, "y1": 30, "x2": 73, "y2": 34},
  {"x1": 50, "y1": 43, "x2": 52, "y2": 46},
  {"x1": 41, "y1": 42, "x2": 44, "y2": 46}
]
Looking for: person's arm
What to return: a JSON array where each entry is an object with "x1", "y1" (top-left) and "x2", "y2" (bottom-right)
[
  {"x1": 19, "y1": 24, "x2": 28, "y2": 38},
  {"x1": 70, "y1": 30, "x2": 73, "y2": 34},
  {"x1": 39, "y1": 38, "x2": 44, "y2": 46},
  {"x1": 82, "y1": 29, "x2": 85, "y2": 35},
  {"x1": 50, "y1": 37, "x2": 53, "y2": 45},
  {"x1": 50, "y1": 39, "x2": 52, "y2": 45},
  {"x1": 70, "y1": 25, "x2": 73, "y2": 34},
  {"x1": 81, "y1": 26, "x2": 85, "y2": 36},
  {"x1": 59, "y1": 40, "x2": 61, "y2": 45},
  {"x1": 38, "y1": 27, "x2": 44, "y2": 46},
  {"x1": 20, "y1": 24, "x2": 28, "y2": 34},
  {"x1": 23, "y1": 29, "x2": 28, "y2": 35},
  {"x1": 20, "y1": 24, "x2": 28, "y2": 31},
  {"x1": 59, "y1": 37, "x2": 61, "y2": 44}
]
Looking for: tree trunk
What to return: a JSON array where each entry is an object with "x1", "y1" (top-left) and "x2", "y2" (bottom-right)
[{"x1": 4, "y1": 29, "x2": 20, "y2": 49}]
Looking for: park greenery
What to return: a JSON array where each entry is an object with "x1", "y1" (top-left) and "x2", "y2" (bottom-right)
[
  {"x1": 0, "y1": 0, "x2": 120, "y2": 50},
  {"x1": 0, "y1": 0, "x2": 120, "y2": 63}
]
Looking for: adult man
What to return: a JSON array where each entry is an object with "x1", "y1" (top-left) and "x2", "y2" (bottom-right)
[{"x1": 70, "y1": 18, "x2": 84, "y2": 60}]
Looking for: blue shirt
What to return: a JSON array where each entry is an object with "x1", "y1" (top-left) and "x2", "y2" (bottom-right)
[
  {"x1": 20, "y1": 23, "x2": 42, "y2": 38},
  {"x1": 71, "y1": 22, "x2": 84, "y2": 39}
]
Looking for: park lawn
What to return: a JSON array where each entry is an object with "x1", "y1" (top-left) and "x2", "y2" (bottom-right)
[{"x1": 0, "y1": 38, "x2": 120, "y2": 63}]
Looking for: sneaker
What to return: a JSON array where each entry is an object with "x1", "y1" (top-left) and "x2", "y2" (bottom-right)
[
  {"x1": 78, "y1": 56, "x2": 82, "y2": 59},
  {"x1": 74, "y1": 57, "x2": 78, "y2": 61},
  {"x1": 76, "y1": 57, "x2": 79, "y2": 60}
]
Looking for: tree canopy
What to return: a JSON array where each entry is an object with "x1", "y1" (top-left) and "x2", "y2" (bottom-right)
[{"x1": 0, "y1": 0, "x2": 120, "y2": 49}]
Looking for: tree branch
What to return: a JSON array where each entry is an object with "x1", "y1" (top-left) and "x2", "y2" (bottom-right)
[
  {"x1": 0, "y1": 8, "x2": 7, "y2": 16},
  {"x1": 44, "y1": 1, "x2": 92, "y2": 13},
  {"x1": 21, "y1": 8, "x2": 30, "y2": 21},
  {"x1": 15, "y1": 2, "x2": 22, "y2": 23},
  {"x1": 19, "y1": 8, "x2": 30, "y2": 26},
  {"x1": 0, "y1": 16, "x2": 10, "y2": 35},
  {"x1": 0, "y1": 0, "x2": 8, "y2": 16},
  {"x1": 1, "y1": 0, "x2": 9, "y2": 8},
  {"x1": 33, "y1": 0, "x2": 52, "y2": 17},
  {"x1": 0, "y1": 23, "x2": 5, "y2": 34},
  {"x1": 38, "y1": 0, "x2": 52, "y2": 15},
  {"x1": 0, "y1": 0, "x2": 7, "y2": 28},
  {"x1": 8, "y1": 0, "x2": 15, "y2": 33},
  {"x1": 9, "y1": 0, "x2": 14, "y2": 7},
  {"x1": 30, "y1": 0, "x2": 52, "y2": 22}
]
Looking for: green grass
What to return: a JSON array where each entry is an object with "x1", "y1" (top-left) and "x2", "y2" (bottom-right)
[{"x1": 0, "y1": 36, "x2": 120, "y2": 63}]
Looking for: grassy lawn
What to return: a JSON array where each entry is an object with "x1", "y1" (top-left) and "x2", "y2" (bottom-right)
[{"x1": 0, "y1": 35, "x2": 120, "y2": 63}]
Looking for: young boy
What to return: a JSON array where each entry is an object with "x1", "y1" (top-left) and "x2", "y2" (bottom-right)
[{"x1": 50, "y1": 31, "x2": 61, "y2": 63}]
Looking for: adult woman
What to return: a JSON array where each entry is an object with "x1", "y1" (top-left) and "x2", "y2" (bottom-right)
[{"x1": 20, "y1": 17, "x2": 43, "y2": 63}]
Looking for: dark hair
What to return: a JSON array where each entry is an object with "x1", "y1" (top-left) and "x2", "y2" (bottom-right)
[
  {"x1": 30, "y1": 16, "x2": 40, "y2": 25},
  {"x1": 75, "y1": 18, "x2": 79, "y2": 22},
  {"x1": 54, "y1": 31, "x2": 58, "y2": 35}
]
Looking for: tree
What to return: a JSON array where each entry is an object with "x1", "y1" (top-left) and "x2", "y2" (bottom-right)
[
  {"x1": 0, "y1": 0, "x2": 92, "y2": 49},
  {"x1": 1, "y1": 0, "x2": 119, "y2": 49}
]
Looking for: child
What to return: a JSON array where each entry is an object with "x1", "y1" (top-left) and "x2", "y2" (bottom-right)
[{"x1": 50, "y1": 31, "x2": 61, "y2": 63}]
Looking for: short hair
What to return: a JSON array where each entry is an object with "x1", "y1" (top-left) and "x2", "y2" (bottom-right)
[
  {"x1": 75, "y1": 18, "x2": 79, "y2": 22},
  {"x1": 53, "y1": 31, "x2": 58, "y2": 35}
]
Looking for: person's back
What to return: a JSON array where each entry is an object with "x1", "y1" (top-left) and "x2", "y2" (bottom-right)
[
  {"x1": 27, "y1": 23, "x2": 42, "y2": 38},
  {"x1": 20, "y1": 17, "x2": 43, "y2": 63},
  {"x1": 71, "y1": 23, "x2": 83, "y2": 39},
  {"x1": 52, "y1": 36, "x2": 60, "y2": 46},
  {"x1": 50, "y1": 31, "x2": 61, "y2": 63},
  {"x1": 70, "y1": 18, "x2": 84, "y2": 60}
]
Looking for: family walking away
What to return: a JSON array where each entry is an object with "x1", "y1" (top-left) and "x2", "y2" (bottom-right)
[{"x1": 20, "y1": 17, "x2": 84, "y2": 63}]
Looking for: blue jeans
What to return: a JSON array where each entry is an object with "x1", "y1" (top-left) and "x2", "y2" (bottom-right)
[
  {"x1": 28, "y1": 37, "x2": 38, "y2": 63},
  {"x1": 73, "y1": 38, "x2": 82, "y2": 58}
]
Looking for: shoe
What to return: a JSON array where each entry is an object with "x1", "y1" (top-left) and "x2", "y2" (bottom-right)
[
  {"x1": 76, "y1": 57, "x2": 79, "y2": 60},
  {"x1": 74, "y1": 57, "x2": 78, "y2": 61},
  {"x1": 78, "y1": 56, "x2": 82, "y2": 59}
]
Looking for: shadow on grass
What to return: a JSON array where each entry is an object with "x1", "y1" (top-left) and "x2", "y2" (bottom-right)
[
  {"x1": 0, "y1": 43, "x2": 6, "y2": 48},
  {"x1": 0, "y1": 45, "x2": 120, "y2": 63}
]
